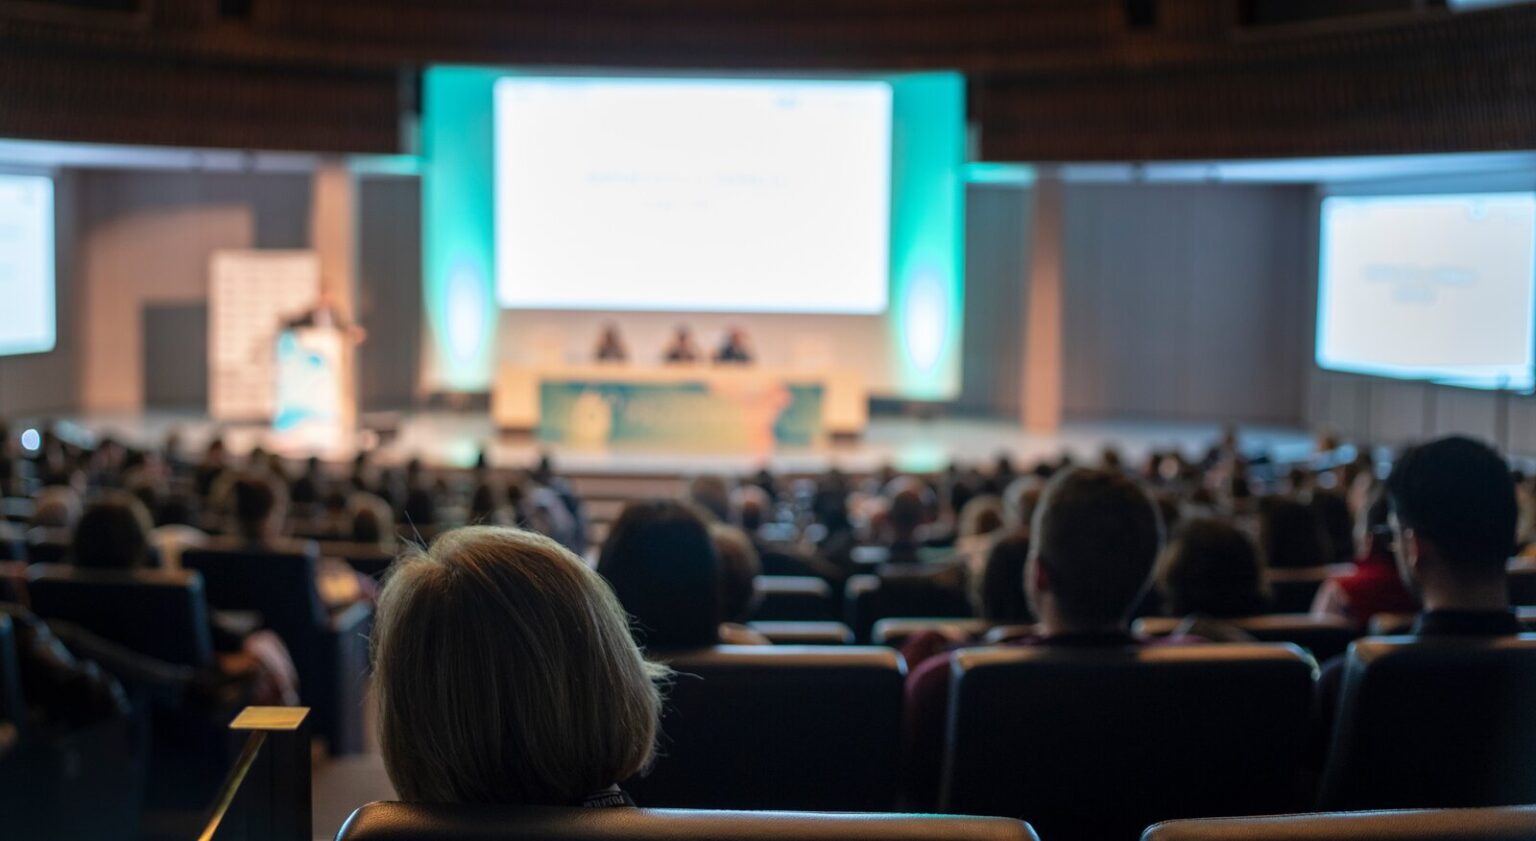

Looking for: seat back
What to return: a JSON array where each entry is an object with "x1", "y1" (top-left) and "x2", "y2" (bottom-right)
[
  {"x1": 1319, "y1": 635, "x2": 1536, "y2": 811},
  {"x1": 627, "y1": 646, "x2": 905, "y2": 811},
  {"x1": 24, "y1": 527, "x2": 72, "y2": 567},
  {"x1": 1135, "y1": 614, "x2": 1359, "y2": 662},
  {"x1": 1267, "y1": 565, "x2": 1349, "y2": 613},
  {"x1": 752, "y1": 576, "x2": 835, "y2": 621},
  {"x1": 871, "y1": 617, "x2": 989, "y2": 648},
  {"x1": 1507, "y1": 562, "x2": 1536, "y2": 605},
  {"x1": 182, "y1": 541, "x2": 328, "y2": 641},
  {"x1": 318, "y1": 541, "x2": 399, "y2": 579},
  {"x1": 0, "y1": 612, "x2": 21, "y2": 726},
  {"x1": 746, "y1": 621, "x2": 854, "y2": 645},
  {"x1": 845, "y1": 570, "x2": 972, "y2": 643},
  {"x1": 1142, "y1": 804, "x2": 1536, "y2": 841},
  {"x1": 944, "y1": 643, "x2": 1316, "y2": 841},
  {"x1": 26, "y1": 564, "x2": 214, "y2": 666},
  {"x1": 337, "y1": 802, "x2": 1038, "y2": 841}
]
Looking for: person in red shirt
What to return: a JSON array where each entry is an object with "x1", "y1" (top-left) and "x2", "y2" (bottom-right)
[
  {"x1": 1310, "y1": 487, "x2": 1419, "y2": 626},
  {"x1": 901, "y1": 467, "x2": 1166, "y2": 808}
]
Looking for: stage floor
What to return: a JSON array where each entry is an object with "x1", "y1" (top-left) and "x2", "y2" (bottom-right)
[{"x1": 45, "y1": 410, "x2": 1316, "y2": 475}]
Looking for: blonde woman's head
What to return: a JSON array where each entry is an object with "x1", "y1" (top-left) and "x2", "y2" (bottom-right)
[{"x1": 373, "y1": 526, "x2": 666, "y2": 805}]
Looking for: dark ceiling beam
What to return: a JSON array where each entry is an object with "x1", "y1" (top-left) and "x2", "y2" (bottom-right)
[{"x1": 0, "y1": 0, "x2": 1533, "y2": 159}]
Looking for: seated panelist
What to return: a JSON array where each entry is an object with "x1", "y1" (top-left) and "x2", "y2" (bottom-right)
[
  {"x1": 593, "y1": 323, "x2": 628, "y2": 364},
  {"x1": 714, "y1": 327, "x2": 753, "y2": 365},
  {"x1": 662, "y1": 325, "x2": 701, "y2": 364}
]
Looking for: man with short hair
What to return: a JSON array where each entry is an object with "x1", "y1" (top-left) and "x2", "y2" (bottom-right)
[
  {"x1": 1383, "y1": 436, "x2": 1518, "y2": 630},
  {"x1": 901, "y1": 467, "x2": 1165, "y2": 806},
  {"x1": 1315, "y1": 436, "x2": 1521, "y2": 732}
]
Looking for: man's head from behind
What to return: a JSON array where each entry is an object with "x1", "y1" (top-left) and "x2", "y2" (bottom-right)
[
  {"x1": 1386, "y1": 436, "x2": 1515, "y2": 609},
  {"x1": 1026, "y1": 467, "x2": 1163, "y2": 634}
]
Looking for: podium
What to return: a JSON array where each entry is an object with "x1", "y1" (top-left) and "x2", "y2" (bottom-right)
[{"x1": 272, "y1": 326, "x2": 353, "y2": 453}]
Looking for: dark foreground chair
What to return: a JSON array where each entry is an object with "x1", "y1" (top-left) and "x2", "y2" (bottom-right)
[
  {"x1": 26, "y1": 564, "x2": 214, "y2": 667},
  {"x1": 183, "y1": 542, "x2": 372, "y2": 755},
  {"x1": 1319, "y1": 635, "x2": 1536, "y2": 811},
  {"x1": 337, "y1": 802, "x2": 1037, "y2": 841},
  {"x1": 626, "y1": 646, "x2": 905, "y2": 811},
  {"x1": 1142, "y1": 804, "x2": 1536, "y2": 841},
  {"x1": 944, "y1": 643, "x2": 1317, "y2": 841},
  {"x1": 0, "y1": 610, "x2": 142, "y2": 840}
]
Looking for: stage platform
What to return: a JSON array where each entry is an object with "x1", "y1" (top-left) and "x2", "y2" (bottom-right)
[{"x1": 43, "y1": 410, "x2": 1316, "y2": 476}]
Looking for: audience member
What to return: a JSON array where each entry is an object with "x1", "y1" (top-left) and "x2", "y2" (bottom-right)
[
  {"x1": 687, "y1": 474, "x2": 732, "y2": 523},
  {"x1": 975, "y1": 531, "x2": 1034, "y2": 625},
  {"x1": 901, "y1": 468, "x2": 1165, "y2": 806},
  {"x1": 72, "y1": 491, "x2": 155, "y2": 570},
  {"x1": 290, "y1": 455, "x2": 326, "y2": 510},
  {"x1": 1311, "y1": 487, "x2": 1419, "y2": 625},
  {"x1": 598, "y1": 499, "x2": 722, "y2": 651},
  {"x1": 709, "y1": 524, "x2": 770, "y2": 645},
  {"x1": 372, "y1": 526, "x2": 666, "y2": 805},
  {"x1": 1316, "y1": 436, "x2": 1521, "y2": 732},
  {"x1": 348, "y1": 492, "x2": 396, "y2": 548},
  {"x1": 1259, "y1": 496, "x2": 1331, "y2": 570},
  {"x1": 30, "y1": 485, "x2": 82, "y2": 530},
  {"x1": 1309, "y1": 491, "x2": 1357, "y2": 565},
  {"x1": 1156, "y1": 518, "x2": 1268, "y2": 641}
]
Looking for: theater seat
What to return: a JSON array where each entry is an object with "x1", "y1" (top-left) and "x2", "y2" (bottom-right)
[
  {"x1": 1319, "y1": 635, "x2": 1536, "y2": 811},
  {"x1": 318, "y1": 540, "x2": 399, "y2": 579},
  {"x1": 0, "y1": 612, "x2": 19, "y2": 725},
  {"x1": 182, "y1": 541, "x2": 372, "y2": 755},
  {"x1": 1142, "y1": 804, "x2": 1536, "y2": 841},
  {"x1": 1267, "y1": 565, "x2": 1353, "y2": 613},
  {"x1": 1134, "y1": 614, "x2": 1359, "y2": 662},
  {"x1": 26, "y1": 564, "x2": 214, "y2": 667},
  {"x1": 871, "y1": 617, "x2": 989, "y2": 648},
  {"x1": 747, "y1": 621, "x2": 855, "y2": 645},
  {"x1": 1506, "y1": 561, "x2": 1536, "y2": 605},
  {"x1": 845, "y1": 569, "x2": 972, "y2": 643},
  {"x1": 336, "y1": 802, "x2": 1038, "y2": 841},
  {"x1": 752, "y1": 576, "x2": 835, "y2": 621},
  {"x1": 626, "y1": 646, "x2": 905, "y2": 811},
  {"x1": 24, "y1": 526, "x2": 71, "y2": 567},
  {"x1": 944, "y1": 643, "x2": 1317, "y2": 841}
]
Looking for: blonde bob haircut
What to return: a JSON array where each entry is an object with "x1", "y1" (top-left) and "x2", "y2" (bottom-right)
[{"x1": 373, "y1": 526, "x2": 667, "y2": 805}]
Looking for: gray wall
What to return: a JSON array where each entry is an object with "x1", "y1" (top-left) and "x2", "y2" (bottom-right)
[
  {"x1": 16, "y1": 168, "x2": 423, "y2": 415},
  {"x1": 1058, "y1": 183, "x2": 1313, "y2": 424},
  {"x1": 15, "y1": 170, "x2": 1323, "y2": 429},
  {"x1": 356, "y1": 176, "x2": 422, "y2": 411},
  {"x1": 955, "y1": 184, "x2": 1031, "y2": 416},
  {"x1": 75, "y1": 169, "x2": 311, "y2": 411}
]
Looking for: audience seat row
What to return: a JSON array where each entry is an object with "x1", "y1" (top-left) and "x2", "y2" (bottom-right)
[
  {"x1": 337, "y1": 801, "x2": 1039, "y2": 841},
  {"x1": 333, "y1": 803, "x2": 1536, "y2": 841},
  {"x1": 1134, "y1": 614, "x2": 1358, "y2": 662}
]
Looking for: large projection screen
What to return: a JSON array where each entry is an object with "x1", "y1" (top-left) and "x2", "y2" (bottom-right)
[
  {"x1": 1316, "y1": 192, "x2": 1536, "y2": 391},
  {"x1": 0, "y1": 174, "x2": 55, "y2": 356},
  {"x1": 494, "y1": 77, "x2": 892, "y2": 314},
  {"x1": 421, "y1": 67, "x2": 965, "y2": 399}
]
